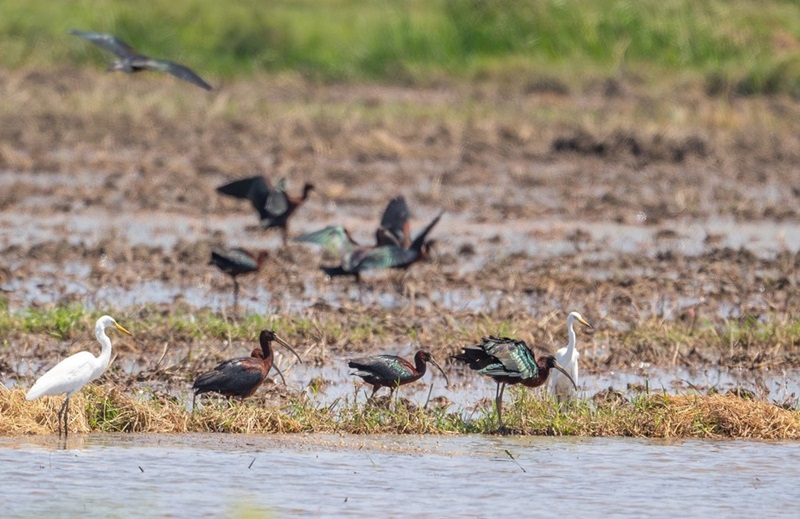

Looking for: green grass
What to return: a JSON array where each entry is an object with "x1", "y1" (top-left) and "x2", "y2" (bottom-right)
[{"x1": 2, "y1": 0, "x2": 800, "y2": 92}]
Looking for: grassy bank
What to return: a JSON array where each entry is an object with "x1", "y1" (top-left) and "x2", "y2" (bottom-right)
[
  {"x1": 2, "y1": 0, "x2": 800, "y2": 93},
  {"x1": 2, "y1": 386, "x2": 798, "y2": 439},
  {"x1": 2, "y1": 303, "x2": 800, "y2": 372}
]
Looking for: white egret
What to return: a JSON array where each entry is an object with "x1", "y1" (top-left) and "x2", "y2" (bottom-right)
[
  {"x1": 26, "y1": 315, "x2": 131, "y2": 436},
  {"x1": 548, "y1": 311, "x2": 592, "y2": 402}
]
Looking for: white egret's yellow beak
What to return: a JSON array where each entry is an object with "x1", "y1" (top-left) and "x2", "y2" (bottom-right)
[
  {"x1": 114, "y1": 322, "x2": 132, "y2": 336},
  {"x1": 577, "y1": 316, "x2": 592, "y2": 329}
]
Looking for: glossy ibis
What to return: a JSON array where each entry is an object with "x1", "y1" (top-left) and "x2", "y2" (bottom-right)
[
  {"x1": 26, "y1": 315, "x2": 132, "y2": 436},
  {"x1": 295, "y1": 210, "x2": 442, "y2": 282},
  {"x1": 375, "y1": 195, "x2": 411, "y2": 248},
  {"x1": 348, "y1": 350, "x2": 448, "y2": 401},
  {"x1": 378, "y1": 210, "x2": 443, "y2": 270},
  {"x1": 209, "y1": 248, "x2": 268, "y2": 309},
  {"x1": 294, "y1": 225, "x2": 401, "y2": 282},
  {"x1": 69, "y1": 30, "x2": 212, "y2": 90},
  {"x1": 453, "y1": 336, "x2": 576, "y2": 431},
  {"x1": 548, "y1": 312, "x2": 592, "y2": 402},
  {"x1": 192, "y1": 330, "x2": 302, "y2": 408},
  {"x1": 216, "y1": 176, "x2": 314, "y2": 244}
]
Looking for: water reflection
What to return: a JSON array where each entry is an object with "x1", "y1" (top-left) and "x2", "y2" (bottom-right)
[{"x1": 1, "y1": 434, "x2": 798, "y2": 518}]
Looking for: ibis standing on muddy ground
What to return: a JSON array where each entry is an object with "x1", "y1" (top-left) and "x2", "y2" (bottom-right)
[
  {"x1": 454, "y1": 336, "x2": 576, "y2": 431},
  {"x1": 26, "y1": 315, "x2": 132, "y2": 436},
  {"x1": 192, "y1": 330, "x2": 302, "y2": 408},
  {"x1": 209, "y1": 248, "x2": 269, "y2": 310},
  {"x1": 348, "y1": 350, "x2": 449, "y2": 401}
]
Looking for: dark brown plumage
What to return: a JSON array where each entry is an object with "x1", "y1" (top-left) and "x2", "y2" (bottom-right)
[
  {"x1": 192, "y1": 330, "x2": 302, "y2": 408},
  {"x1": 216, "y1": 176, "x2": 314, "y2": 245}
]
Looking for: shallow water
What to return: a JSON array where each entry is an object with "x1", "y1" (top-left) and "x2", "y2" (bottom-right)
[{"x1": 0, "y1": 433, "x2": 798, "y2": 518}]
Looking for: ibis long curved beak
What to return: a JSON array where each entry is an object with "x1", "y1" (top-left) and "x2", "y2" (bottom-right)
[
  {"x1": 577, "y1": 316, "x2": 593, "y2": 329},
  {"x1": 270, "y1": 363, "x2": 288, "y2": 386},
  {"x1": 428, "y1": 357, "x2": 449, "y2": 387},
  {"x1": 552, "y1": 362, "x2": 577, "y2": 390},
  {"x1": 114, "y1": 322, "x2": 132, "y2": 336},
  {"x1": 273, "y1": 334, "x2": 303, "y2": 363}
]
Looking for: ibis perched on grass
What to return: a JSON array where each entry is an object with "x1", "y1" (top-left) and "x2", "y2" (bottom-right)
[
  {"x1": 348, "y1": 350, "x2": 448, "y2": 401},
  {"x1": 192, "y1": 330, "x2": 302, "y2": 408},
  {"x1": 454, "y1": 336, "x2": 576, "y2": 431}
]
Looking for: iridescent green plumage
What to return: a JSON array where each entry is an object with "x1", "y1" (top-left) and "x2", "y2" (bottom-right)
[
  {"x1": 348, "y1": 350, "x2": 448, "y2": 400},
  {"x1": 454, "y1": 336, "x2": 576, "y2": 431}
]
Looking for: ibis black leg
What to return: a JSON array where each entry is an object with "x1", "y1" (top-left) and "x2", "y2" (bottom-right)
[{"x1": 495, "y1": 383, "x2": 506, "y2": 432}]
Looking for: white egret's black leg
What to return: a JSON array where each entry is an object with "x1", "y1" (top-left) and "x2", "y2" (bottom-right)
[{"x1": 58, "y1": 396, "x2": 70, "y2": 437}]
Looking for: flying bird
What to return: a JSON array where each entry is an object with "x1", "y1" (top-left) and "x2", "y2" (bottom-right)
[{"x1": 69, "y1": 30, "x2": 212, "y2": 90}]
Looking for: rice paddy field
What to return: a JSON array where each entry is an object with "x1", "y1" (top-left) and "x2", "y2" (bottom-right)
[{"x1": 1, "y1": 1, "x2": 800, "y2": 517}]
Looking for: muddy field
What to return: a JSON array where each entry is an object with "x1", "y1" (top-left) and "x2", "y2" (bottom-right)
[{"x1": 1, "y1": 68, "x2": 799, "y2": 405}]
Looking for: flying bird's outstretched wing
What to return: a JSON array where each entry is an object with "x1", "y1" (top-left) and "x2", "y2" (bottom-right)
[
  {"x1": 137, "y1": 58, "x2": 213, "y2": 91},
  {"x1": 69, "y1": 30, "x2": 140, "y2": 59}
]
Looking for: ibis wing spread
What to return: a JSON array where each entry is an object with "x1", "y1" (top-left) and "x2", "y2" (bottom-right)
[
  {"x1": 294, "y1": 225, "x2": 353, "y2": 256},
  {"x1": 216, "y1": 176, "x2": 272, "y2": 220},
  {"x1": 377, "y1": 196, "x2": 410, "y2": 247}
]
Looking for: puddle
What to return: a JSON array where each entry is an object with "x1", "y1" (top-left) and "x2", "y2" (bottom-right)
[{"x1": 0, "y1": 433, "x2": 797, "y2": 518}]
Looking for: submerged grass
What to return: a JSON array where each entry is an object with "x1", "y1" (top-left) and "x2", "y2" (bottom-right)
[
  {"x1": 2, "y1": 385, "x2": 798, "y2": 439},
  {"x1": 2, "y1": 0, "x2": 800, "y2": 92}
]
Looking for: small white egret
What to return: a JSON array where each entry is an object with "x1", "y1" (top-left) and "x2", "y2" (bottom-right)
[
  {"x1": 548, "y1": 311, "x2": 592, "y2": 402},
  {"x1": 26, "y1": 315, "x2": 131, "y2": 436}
]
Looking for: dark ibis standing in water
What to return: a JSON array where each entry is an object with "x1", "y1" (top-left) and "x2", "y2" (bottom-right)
[
  {"x1": 69, "y1": 30, "x2": 212, "y2": 90},
  {"x1": 192, "y1": 330, "x2": 302, "y2": 409},
  {"x1": 216, "y1": 176, "x2": 314, "y2": 244},
  {"x1": 348, "y1": 350, "x2": 449, "y2": 401},
  {"x1": 209, "y1": 248, "x2": 268, "y2": 309},
  {"x1": 453, "y1": 336, "x2": 576, "y2": 431}
]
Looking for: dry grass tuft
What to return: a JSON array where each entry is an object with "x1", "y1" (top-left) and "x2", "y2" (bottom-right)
[{"x1": 2, "y1": 386, "x2": 798, "y2": 439}]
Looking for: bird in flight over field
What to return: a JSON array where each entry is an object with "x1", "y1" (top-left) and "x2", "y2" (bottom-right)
[{"x1": 70, "y1": 30, "x2": 213, "y2": 90}]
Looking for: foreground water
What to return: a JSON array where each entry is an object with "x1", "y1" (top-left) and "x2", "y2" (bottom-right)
[{"x1": 1, "y1": 434, "x2": 798, "y2": 518}]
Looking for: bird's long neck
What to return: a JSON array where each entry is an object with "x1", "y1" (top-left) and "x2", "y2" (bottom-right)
[
  {"x1": 94, "y1": 326, "x2": 114, "y2": 374},
  {"x1": 413, "y1": 354, "x2": 427, "y2": 378},
  {"x1": 565, "y1": 316, "x2": 577, "y2": 358},
  {"x1": 260, "y1": 343, "x2": 274, "y2": 369}
]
